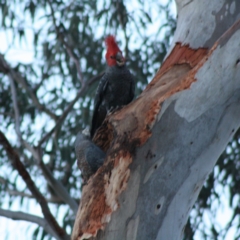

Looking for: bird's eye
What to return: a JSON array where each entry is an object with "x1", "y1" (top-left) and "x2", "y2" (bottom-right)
[{"x1": 110, "y1": 56, "x2": 114, "y2": 59}]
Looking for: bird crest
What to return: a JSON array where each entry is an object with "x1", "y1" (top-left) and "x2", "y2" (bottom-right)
[
  {"x1": 105, "y1": 35, "x2": 121, "y2": 54},
  {"x1": 105, "y1": 35, "x2": 123, "y2": 66}
]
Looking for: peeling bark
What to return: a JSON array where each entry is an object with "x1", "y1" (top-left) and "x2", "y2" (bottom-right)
[{"x1": 72, "y1": 1, "x2": 240, "y2": 239}]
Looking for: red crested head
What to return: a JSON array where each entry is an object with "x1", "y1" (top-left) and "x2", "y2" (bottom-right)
[{"x1": 105, "y1": 35, "x2": 125, "y2": 67}]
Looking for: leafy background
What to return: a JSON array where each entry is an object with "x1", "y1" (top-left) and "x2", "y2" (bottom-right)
[{"x1": 0, "y1": 0, "x2": 239, "y2": 239}]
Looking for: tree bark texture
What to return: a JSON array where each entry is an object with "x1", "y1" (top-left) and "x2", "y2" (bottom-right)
[{"x1": 72, "y1": 0, "x2": 240, "y2": 239}]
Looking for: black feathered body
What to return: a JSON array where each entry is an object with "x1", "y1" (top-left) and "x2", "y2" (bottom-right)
[{"x1": 91, "y1": 65, "x2": 135, "y2": 138}]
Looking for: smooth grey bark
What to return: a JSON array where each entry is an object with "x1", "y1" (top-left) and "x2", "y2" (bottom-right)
[{"x1": 95, "y1": 1, "x2": 240, "y2": 240}]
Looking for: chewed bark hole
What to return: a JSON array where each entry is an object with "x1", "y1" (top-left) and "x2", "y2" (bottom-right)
[{"x1": 154, "y1": 196, "x2": 165, "y2": 215}]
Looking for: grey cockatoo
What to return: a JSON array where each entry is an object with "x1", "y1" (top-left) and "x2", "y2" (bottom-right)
[{"x1": 75, "y1": 129, "x2": 106, "y2": 183}]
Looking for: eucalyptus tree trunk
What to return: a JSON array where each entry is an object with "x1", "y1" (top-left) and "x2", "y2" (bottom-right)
[{"x1": 72, "y1": 0, "x2": 240, "y2": 239}]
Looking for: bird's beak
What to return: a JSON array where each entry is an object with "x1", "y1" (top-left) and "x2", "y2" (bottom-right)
[{"x1": 116, "y1": 52, "x2": 125, "y2": 66}]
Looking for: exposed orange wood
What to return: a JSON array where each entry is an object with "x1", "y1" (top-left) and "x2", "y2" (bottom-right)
[
  {"x1": 146, "y1": 43, "x2": 208, "y2": 91},
  {"x1": 160, "y1": 42, "x2": 208, "y2": 72}
]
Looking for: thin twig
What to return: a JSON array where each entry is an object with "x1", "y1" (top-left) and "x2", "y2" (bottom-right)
[
  {"x1": 9, "y1": 76, "x2": 21, "y2": 137},
  {"x1": 9, "y1": 76, "x2": 40, "y2": 160},
  {"x1": 0, "y1": 208, "x2": 61, "y2": 240},
  {"x1": 47, "y1": 0, "x2": 84, "y2": 84},
  {"x1": 38, "y1": 72, "x2": 104, "y2": 146},
  {"x1": 0, "y1": 131, "x2": 69, "y2": 240},
  {"x1": 0, "y1": 111, "x2": 13, "y2": 117},
  {"x1": 65, "y1": 41, "x2": 84, "y2": 83},
  {"x1": 35, "y1": 147, "x2": 78, "y2": 213},
  {"x1": 6, "y1": 189, "x2": 79, "y2": 203},
  {"x1": 11, "y1": 69, "x2": 58, "y2": 120},
  {"x1": 33, "y1": 72, "x2": 49, "y2": 93},
  {"x1": 0, "y1": 54, "x2": 57, "y2": 120}
]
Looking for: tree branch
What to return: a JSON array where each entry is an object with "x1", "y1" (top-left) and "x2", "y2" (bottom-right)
[
  {"x1": 39, "y1": 1, "x2": 104, "y2": 147},
  {"x1": 35, "y1": 147, "x2": 78, "y2": 213},
  {"x1": 0, "y1": 131, "x2": 69, "y2": 240},
  {"x1": 33, "y1": 72, "x2": 49, "y2": 93},
  {"x1": 0, "y1": 208, "x2": 61, "y2": 240},
  {"x1": 9, "y1": 76, "x2": 21, "y2": 137},
  {"x1": 9, "y1": 75, "x2": 40, "y2": 160},
  {"x1": 9, "y1": 75, "x2": 78, "y2": 213},
  {"x1": 38, "y1": 72, "x2": 104, "y2": 146},
  {"x1": 0, "y1": 175, "x2": 79, "y2": 204},
  {"x1": 0, "y1": 54, "x2": 58, "y2": 120},
  {"x1": 47, "y1": 0, "x2": 84, "y2": 84},
  {"x1": 6, "y1": 189, "x2": 79, "y2": 204}
]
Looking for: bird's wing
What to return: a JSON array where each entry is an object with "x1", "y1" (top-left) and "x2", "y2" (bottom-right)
[
  {"x1": 85, "y1": 144, "x2": 106, "y2": 173},
  {"x1": 93, "y1": 74, "x2": 108, "y2": 110},
  {"x1": 129, "y1": 74, "x2": 135, "y2": 101},
  {"x1": 90, "y1": 74, "x2": 109, "y2": 137}
]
